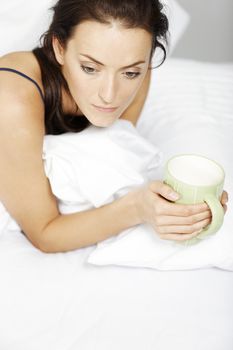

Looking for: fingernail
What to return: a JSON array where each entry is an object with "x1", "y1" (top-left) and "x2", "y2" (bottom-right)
[{"x1": 170, "y1": 192, "x2": 180, "y2": 200}]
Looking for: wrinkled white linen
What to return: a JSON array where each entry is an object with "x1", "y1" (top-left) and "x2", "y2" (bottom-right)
[
  {"x1": 0, "y1": 201, "x2": 21, "y2": 233},
  {"x1": 43, "y1": 119, "x2": 162, "y2": 212}
]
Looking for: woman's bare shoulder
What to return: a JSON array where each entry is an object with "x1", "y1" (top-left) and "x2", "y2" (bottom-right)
[
  {"x1": 0, "y1": 51, "x2": 44, "y2": 98},
  {"x1": 1, "y1": 51, "x2": 36, "y2": 65},
  {"x1": 0, "y1": 51, "x2": 45, "y2": 144}
]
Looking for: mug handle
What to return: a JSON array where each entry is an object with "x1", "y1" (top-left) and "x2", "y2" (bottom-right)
[{"x1": 198, "y1": 193, "x2": 224, "y2": 239}]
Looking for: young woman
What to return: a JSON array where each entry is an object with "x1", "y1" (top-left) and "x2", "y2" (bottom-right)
[{"x1": 0, "y1": 0, "x2": 228, "y2": 253}]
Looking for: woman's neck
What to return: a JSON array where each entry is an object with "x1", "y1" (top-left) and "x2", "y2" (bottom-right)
[{"x1": 61, "y1": 87, "x2": 82, "y2": 116}]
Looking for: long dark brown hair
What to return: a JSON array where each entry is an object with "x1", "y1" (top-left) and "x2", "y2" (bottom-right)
[{"x1": 33, "y1": 0, "x2": 169, "y2": 135}]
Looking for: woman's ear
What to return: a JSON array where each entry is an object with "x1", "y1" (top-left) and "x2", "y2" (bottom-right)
[{"x1": 52, "y1": 36, "x2": 65, "y2": 65}]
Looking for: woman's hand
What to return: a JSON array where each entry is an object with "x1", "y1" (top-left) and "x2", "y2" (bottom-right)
[{"x1": 133, "y1": 181, "x2": 228, "y2": 242}]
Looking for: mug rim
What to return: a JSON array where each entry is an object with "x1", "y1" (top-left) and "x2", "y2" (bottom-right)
[{"x1": 166, "y1": 153, "x2": 225, "y2": 187}]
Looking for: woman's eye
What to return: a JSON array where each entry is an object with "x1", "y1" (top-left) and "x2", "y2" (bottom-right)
[
  {"x1": 80, "y1": 65, "x2": 97, "y2": 74},
  {"x1": 124, "y1": 72, "x2": 141, "y2": 79},
  {"x1": 80, "y1": 65, "x2": 141, "y2": 79}
]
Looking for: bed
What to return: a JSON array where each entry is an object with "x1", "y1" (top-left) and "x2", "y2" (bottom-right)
[
  {"x1": 0, "y1": 57, "x2": 232, "y2": 350},
  {"x1": 0, "y1": 1, "x2": 233, "y2": 349}
]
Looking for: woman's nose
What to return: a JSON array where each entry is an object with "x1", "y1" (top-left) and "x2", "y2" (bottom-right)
[{"x1": 98, "y1": 76, "x2": 117, "y2": 105}]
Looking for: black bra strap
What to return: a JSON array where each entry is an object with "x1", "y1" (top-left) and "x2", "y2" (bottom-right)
[{"x1": 0, "y1": 67, "x2": 44, "y2": 102}]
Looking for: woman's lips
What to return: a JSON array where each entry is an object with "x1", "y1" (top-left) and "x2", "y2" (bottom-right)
[{"x1": 92, "y1": 104, "x2": 118, "y2": 113}]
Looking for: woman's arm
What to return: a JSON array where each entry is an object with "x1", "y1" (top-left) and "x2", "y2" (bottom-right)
[
  {"x1": 41, "y1": 193, "x2": 139, "y2": 253},
  {"x1": 120, "y1": 68, "x2": 151, "y2": 126}
]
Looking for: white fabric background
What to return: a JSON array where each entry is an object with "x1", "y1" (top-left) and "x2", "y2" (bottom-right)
[{"x1": 0, "y1": 0, "x2": 189, "y2": 56}]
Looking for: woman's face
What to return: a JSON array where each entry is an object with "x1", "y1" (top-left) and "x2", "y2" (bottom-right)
[{"x1": 53, "y1": 20, "x2": 152, "y2": 127}]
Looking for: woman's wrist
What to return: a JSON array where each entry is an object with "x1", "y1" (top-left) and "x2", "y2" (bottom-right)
[{"x1": 113, "y1": 188, "x2": 143, "y2": 228}]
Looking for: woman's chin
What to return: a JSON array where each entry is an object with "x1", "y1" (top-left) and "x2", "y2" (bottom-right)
[
  {"x1": 86, "y1": 113, "x2": 121, "y2": 127},
  {"x1": 92, "y1": 119, "x2": 116, "y2": 128}
]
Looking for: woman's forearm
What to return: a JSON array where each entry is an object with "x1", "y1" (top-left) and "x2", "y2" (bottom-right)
[{"x1": 40, "y1": 190, "x2": 141, "y2": 253}]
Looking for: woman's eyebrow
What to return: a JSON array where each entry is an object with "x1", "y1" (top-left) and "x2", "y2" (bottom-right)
[{"x1": 79, "y1": 53, "x2": 146, "y2": 69}]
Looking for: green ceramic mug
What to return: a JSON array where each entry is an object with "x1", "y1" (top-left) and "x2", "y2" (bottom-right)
[{"x1": 164, "y1": 154, "x2": 225, "y2": 245}]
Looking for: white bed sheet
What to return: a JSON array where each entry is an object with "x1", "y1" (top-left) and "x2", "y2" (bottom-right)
[
  {"x1": 0, "y1": 57, "x2": 233, "y2": 349},
  {"x1": 0, "y1": 231, "x2": 233, "y2": 350}
]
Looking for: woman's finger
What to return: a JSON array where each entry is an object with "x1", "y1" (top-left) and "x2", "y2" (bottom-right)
[
  {"x1": 221, "y1": 191, "x2": 228, "y2": 205},
  {"x1": 155, "y1": 217, "x2": 211, "y2": 235},
  {"x1": 155, "y1": 210, "x2": 211, "y2": 226},
  {"x1": 159, "y1": 229, "x2": 203, "y2": 242},
  {"x1": 160, "y1": 199, "x2": 209, "y2": 217},
  {"x1": 149, "y1": 181, "x2": 180, "y2": 201}
]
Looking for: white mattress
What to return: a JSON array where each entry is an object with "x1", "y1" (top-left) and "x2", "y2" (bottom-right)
[{"x1": 0, "y1": 58, "x2": 233, "y2": 349}]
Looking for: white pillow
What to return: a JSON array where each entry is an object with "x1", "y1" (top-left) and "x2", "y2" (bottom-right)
[
  {"x1": 42, "y1": 107, "x2": 233, "y2": 272},
  {"x1": 42, "y1": 112, "x2": 233, "y2": 272},
  {"x1": 0, "y1": 0, "x2": 189, "y2": 56},
  {"x1": 42, "y1": 119, "x2": 162, "y2": 212},
  {"x1": 88, "y1": 58, "x2": 233, "y2": 271}
]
